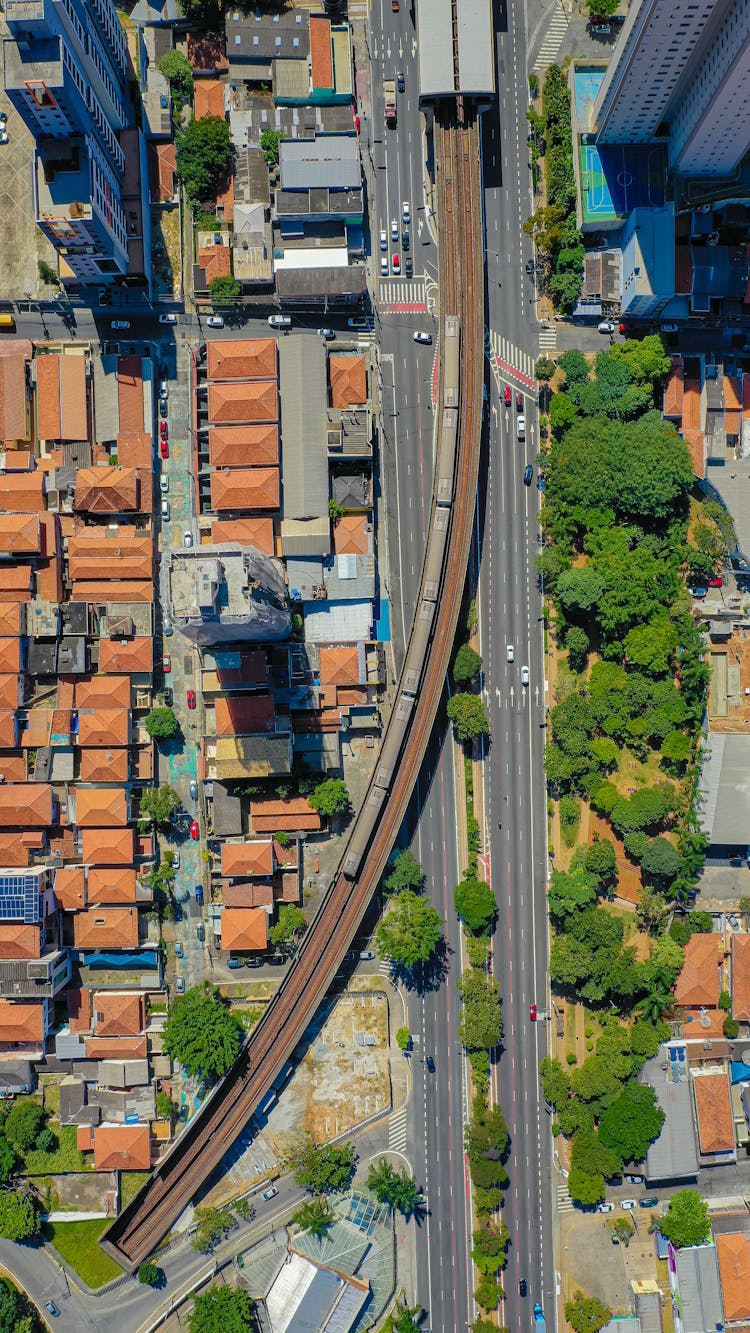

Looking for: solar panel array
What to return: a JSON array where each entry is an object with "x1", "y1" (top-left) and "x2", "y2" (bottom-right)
[{"x1": 0, "y1": 873, "x2": 40, "y2": 924}]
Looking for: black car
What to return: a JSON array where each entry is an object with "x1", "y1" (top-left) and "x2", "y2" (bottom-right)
[
  {"x1": 402, "y1": 229, "x2": 410, "y2": 251},
  {"x1": 159, "y1": 399, "x2": 168, "y2": 418},
  {"x1": 163, "y1": 687, "x2": 173, "y2": 706},
  {"x1": 519, "y1": 1279, "x2": 528, "y2": 1298},
  {"x1": 425, "y1": 1055, "x2": 435, "y2": 1072},
  {"x1": 523, "y1": 464, "x2": 533, "y2": 486},
  {"x1": 397, "y1": 71, "x2": 405, "y2": 92},
  {"x1": 405, "y1": 258, "x2": 413, "y2": 279}
]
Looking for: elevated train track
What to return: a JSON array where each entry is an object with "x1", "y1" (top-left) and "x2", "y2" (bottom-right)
[{"x1": 101, "y1": 105, "x2": 483, "y2": 1270}]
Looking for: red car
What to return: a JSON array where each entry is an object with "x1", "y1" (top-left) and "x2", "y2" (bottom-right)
[
  {"x1": 391, "y1": 0, "x2": 399, "y2": 9},
  {"x1": 503, "y1": 385, "x2": 512, "y2": 406},
  {"x1": 187, "y1": 689, "x2": 196, "y2": 709},
  {"x1": 618, "y1": 322, "x2": 629, "y2": 335},
  {"x1": 160, "y1": 439, "x2": 169, "y2": 459},
  {"x1": 707, "y1": 575, "x2": 723, "y2": 587},
  {"x1": 189, "y1": 820, "x2": 199, "y2": 840},
  {"x1": 160, "y1": 421, "x2": 168, "y2": 438},
  {"x1": 516, "y1": 391, "x2": 524, "y2": 411},
  {"x1": 162, "y1": 654, "x2": 171, "y2": 673},
  {"x1": 353, "y1": 113, "x2": 360, "y2": 134},
  {"x1": 529, "y1": 1002, "x2": 537, "y2": 1022}
]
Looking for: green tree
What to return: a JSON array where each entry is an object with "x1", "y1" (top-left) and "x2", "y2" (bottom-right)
[
  {"x1": 158, "y1": 49, "x2": 193, "y2": 100},
  {"x1": 454, "y1": 872, "x2": 496, "y2": 935},
  {"x1": 535, "y1": 356, "x2": 556, "y2": 382},
  {"x1": 624, "y1": 618, "x2": 677, "y2": 675},
  {"x1": 138, "y1": 784, "x2": 181, "y2": 826},
  {"x1": 293, "y1": 1198, "x2": 334, "y2": 1238},
  {"x1": 385, "y1": 849, "x2": 424, "y2": 893},
  {"x1": 659, "y1": 1189, "x2": 710, "y2": 1249},
  {"x1": 309, "y1": 779, "x2": 350, "y2": 817},
  {"x1": 268, "y1": 904, "x2": 306, "y2": 947},
  {"x1": 145, "y1": 707, "x2": 179, "y2": 740},
  {"x1": 192, "y1": 1206, "x2": 236, "y2": 1254},
  {"x1": 176, "y1": 116, "x2": 232, "y2": 205},
  {"x1": 565, "y1": 1291, "x2": 612, "y2": 1333},
  {"x1": 556, "y1": 567, "x2": 605, "y2": 615},
  {"x1": 598, "y1": 1084, "x2": 665, "y2": 1163},
  {"x1": 35, "y1": 1128, "x2": 56, "y2": 1153},
  {"x1": 290, "y1": 1137, "x2": 356, "y2": 1194},
  {"x1": 188, "y1": 1286, "x2": 255, "y2": 1332},
  {"x1": 550, "y1": 392, "x2": 579, "y2": 434},
  {"x1": 376, "y1": 890, "x2": 444, "y2": 969},
  {"x1": 155, "y1": 1090, "x2": 173, "y2": 1120},
  {"x1": 453, "y1": 643, "x2": 482, "y2": 684},
  {"x1": 260, "y1": 128, "x2": 282, "y2": 167},
  {"x1": 548, "y1": 867, "x2": 599, "y2": 921},
  {"x1": 328, "y1": 498, "x2": 346, "y2": 521},
  {"x1": 0, "y1": 1136, "x2": 16, "y2": 1185},
  {"x1": 384, "y1": 1301, "x2": 425, "y2": 1333},
  {"x1": 472, "y1": 1219, "x2": 510, "y2": 1274},
  {"x1": 37, "y1": 259, "x2": 61, "y2": 289},
  {"x1": 163, "y1": 985, "x2": 242, "y2": 1080},
  {"x1": 640, "y1": 837, "x2": 681, "y2": 886},
  {"x1": 4, "y1": 1099, "x2": 44, "y2": 1152},
  {"x1": 724, "y1": 1015, "x2": 740, "y2": 1038},
  {"x1": 209, "y1": 275, "x2": 241, "y2": 308},
  {"x1": 558, "y1": 348, "x2": 590, "y2": 384},
  {"x1": 367, "y1": 1158, "x2": 424, "y2": 1215},
  {"x1": 0, "y1": 1191, "x2": 38, "y2": 1241},
  {"x1": 447, "y1": 693, "x2": 490, "y2": 743},
  {"x1": 396, "y1": 1027, "x2": 412, "y2": 1051},
  {"x1": 584, "y1": 839, "x2": 617, "y2": 884},
  {"x1": 567, "y1": 1166, "x2": 605, "y2": 1207},
  {"x1": 475, "y1": 1277, "x2": 503, "y2": 1312},
  {"x1": 566, "y1": 625, "x2": 590, "y2": 673},
  {"x1": 138, "y1": 1261, "x2": 160, "y2": 1285},
  {"x1": 571, "y1": 1127, "x2": 621, "y2": 1180},
  {"x1": 458, "y1": 969, "x2": 502, "y2": 1051}
]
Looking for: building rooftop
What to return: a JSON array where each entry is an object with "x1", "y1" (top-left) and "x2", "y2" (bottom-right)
[
  {"x1": 206, "y1": 338, "x2": 277, "y2": 382},
  {"x1": 79, "y1": 748, "x2": 129, "y2": 783},
  {"x1": 98, "y1": 636, "x2": 153, "y2": 675},
  {"x1": 279, "y1": 135, "x2": 360, "y2": 191},
  {"x1": 209, "y1": 466, "x2": 280, "y2": 511},
  {"x1": 716, "y1": 1231, "x2": 750, "y2": 1323},
  {"x1": 87, "y1": 867, "x2": 139, "y2": 906},
  {"x1": 643, "y1": 1051, "x2": 699, "y2": 1184},
  {"x1": 221, "y1": 839, "x2": 274, "y2": 878},
  {"x1": 77, "y1": 708, "x2": 129, "y2": 748},
  {"x1": 674, "y1": 933, "x2": 722, "y2": 1009},
  {"x1": 93, "y1": 1123, "x2": 150, "y2": 1171},
  {"x1": 329, "y1": 354, "x2": 367, "y2": 409},
  {"x1": 210, "y1": 516, "x2": 275, "y2": 554},
  {"x1": 72, "y1": 908, "x2": 139, "y2": 950},
  {"x1": 75, "y1": 675, "x2": 131, "y2": 709},
  {"x1": 205, "y1": 731, "x2": 292, "y2": 780},
  {"x1": 213, "y1": 694, "x2": 275, "y2": 735},
  {"x1": 36, "y1": 354, "x2": 87, "y2": 442},
  {"x1": 693, "y1": 1069, "x2": 735, "y2": 1156},
  {"x1": 74, "y1": 468, "x2": 139, "y2": 515},
  {"x1": 80, "y1": 827, "x2": 135, "y2": 866},
  {"x1": 207, "y1": 424, "x2": 279, "y2": 469},
  {"x1": 278, "y1": 334, "x2": 328, "y2": 523},
  {"x1": 220, "y1": 906, "x2": 268, "y2": 952},
  {"x1": 0, "y1": 784, "x2": 53, "y2": 828},
  {"x1": 674, "y1": 1244, "x2": 722, "y2": 1333},
  {"x1": 93, "y1": 992, "x2": 144, "y2": 1038},
  {"x1": 225, "y1": 6, "x2": 310, "y2": 64},
  {"x1": 0, "y1": 998, "x2": 44, "y2": 1044},
  {"x1": 75, "y1": 787, "x2": 128, "y2": 828},
  {"x1": 732, "y1": 934, "x2": 750, "y2": 1021},
  {"x1": 207, "y1": 379, "x2": 278, "y2": 425}
]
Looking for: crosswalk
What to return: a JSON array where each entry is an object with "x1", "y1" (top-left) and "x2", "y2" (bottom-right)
[
  {"x1": 379, "y1": 960, "x2": 393, "y2": 980},
  {"x1": 389, "y1": 1105, "x2": 408, "y2": 1153},
  {"x1": 557, "y1": 1184, "x2": 574, "y2": 1214},
  {"x1": 539, "y1": 325, "x2": 558, "y2": 352},
  {"x1": 534, "y1": 3, "x2": 570, "y2": 72},
  {"x1": 487, "y1": 328, "x2": 537, "y2": 387},
  {"x1": 378, "y1": 278, "x2": 428, "y2": 312}
]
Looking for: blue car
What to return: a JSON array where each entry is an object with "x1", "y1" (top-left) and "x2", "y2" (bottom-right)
[{"x1": 194, "y1": 884, "x2": 204, "y2": 905}]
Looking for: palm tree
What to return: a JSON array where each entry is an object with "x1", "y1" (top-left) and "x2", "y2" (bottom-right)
[
  {"x1": 635, "y1": 987, "x2": 673, "y2": 1024},
  {"x1": 388, "y1": 1301, "x2": 424, "y2": 1333},
  {"x1": 367, "y1": 1158, "x2": 399, "y2": 1204},
  {"x1": 292, "y1": 1198, "x2": 334, "y2": 1239}
]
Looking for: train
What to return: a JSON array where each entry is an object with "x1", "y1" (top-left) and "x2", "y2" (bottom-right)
[{"x1": 342, "y1": 314, "x2": 460, "y2": 879}]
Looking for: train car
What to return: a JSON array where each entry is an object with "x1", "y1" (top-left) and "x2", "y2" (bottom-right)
[
  {"x1": 402, "y1": 597, "x2": 438, "y2": 697},
  {"x1": 422, "y1": 507, "x2": 450, "y2": 602},
  {"x1": 342, "y1": 786, "x2": 387, "y2": 879},
  {"x1": 435, "y1": 406, "x2": 458, "y2": 506},
  {"x1": 443, "y1": 315, "x2": 460, "y2": 408},
  {"x1": 373, "y1": 690, "x2": 416, "y2": 789}
]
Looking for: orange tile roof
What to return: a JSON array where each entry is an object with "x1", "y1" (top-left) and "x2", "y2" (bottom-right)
[
  {"x1": 68, "y1": 529, "x2": 151, "y2": 558},
  {"x1": 210, "y1": 517, "x2": 275, "y2": 554},
  {"x1": 210, "y1": 466, "x2": 279, "y2": 512},
  {"x1": 36, "y1": 556, "x2": 61, "y2": 604},
  {"x1": 0, "y1": 513, "x2": 40, "y2": 556},
  {"x1": 81, "y1": 826, "x2": 135, "y2": 865},
  {"x1": 0, "y1": 709, "x2": 17, "y2": 747},
  {"x1": 0, "y1": 753, "x2": 27, "y2": 782},
  {"x1": 0, "y1": 923, "x2": 40, "y2": 960},
  {"x1": 693, "y1": 1070, "x2": 734, "y2": 1154},
  {"x1": 76, "y1": 787, "x2": 128, "y2": 827},
  {"x1": 334, "y1": 513, "x2": 370, "y2": 557},
  {"x1": 71, "y1": 555, "x2": 153, "y2": 583},
  {"x1": 73, "y1": 907, "x2": 139, "y2": 949},
  {"x1": 215, "y1": 174, "x2": 234, "y2": 224},
  {"x1": 2, "y1": 448, "x2": 32, "y2": 471},
  {"x1": 0, "y1": 784, "x2": 53, "y2": 827},
  {"x1": 732, "y1": 933, "x2": 750, "y2": 1021},
  {"x1": 0, "y1": 565, "x2": 32, "y2": 601},
  {"x1": 98, "y1": 636, "x2": 153, "y2": 675},
  {"x1": 250, "y1": 797, "x2": 321, "y2": 833},
  {"x1": 75, "y1": 675, "x2": 131, "y2": 710},
  {"x1": 207, "y1": 380, "x2": 278, "y2": 425},
  {"x1": 0, "y1": 832, "x2": 30, "y2": 866},
  {"x1": 68, "y1": 988, "x2": 91, "y2": 1033},
  {"x1": 680, "y1": 1006, "x2": 725, "y2": 1040},
  {"x1": 54, "y1": 866, "x2": 86, "y2": 912},
  {"x1": 330, "y1": 355, "x2": 367, "y2": 408},
  {"x1": 86, "y1": 1035, "x2": 148, "y2": 1060},
  {"x1": 221, "y1": 907, "x2": 268, "y2": 951},
  {"x1": 221, "y1": 839, "x2": 274, "y2": 878},
  {"x1": 208, "y1": 424, "x2": 279, "y2": 468},
  {"x1": 273, "y1": 837, "x2": 297, "y2": 866},
  {"x1": 93, "y1": 991, "x2": 144, "y2": 1037},
  {"x1": 0, "y1": 604, "x2": 21, "y2": 636},
  {"x1": 716, "y1": 1231, "x2": 750, "y2": 1323},
  {"x1": 74, "y1": 467, "x2": 138, "y2": 515},
  {"x1": 36, "y1": 354, "x2": 87, "y2": 441},
  {"x1": 79, "y1": 748, "x2": 129, "y2": 783},
  {"x1": 198, "y1": 242, "x2": 232, "y2": 285},
  {"x1": 187, "y1": 29, "x2": 228, "y2": 73},
  {"x1": 77, "y1": 1125, "x2": 94, "y2": 1152},
  {"x1": 310, "y1": 15, "x2": 333, "y2": 90},
  {"x1": 117, "y1": 355, "x2": 145, "y2": 435},
  {"x1": 93, "y1": 1124, "x2": 150, "y2": 1171},
  {"x1": 194, "y1": 78, "x2": 225, "y2": 119},
  {"x1": 77, "y1": 708, "x2": 129, "y2": 748},
  {"x1": 214, "y1": 694, "x2": 275, "y2": 735},
  {"x1": 0, "y1": 472, "x2": 45, "y2": 513},
  {"x1": 319, "y1": 644, "x2": 363, "y2": 688},
  {"x1": 20, "y1": 710, "x2": 53, "y2": 748},
  {"x1": 207, "y1": 338, "x2": 277, "y2": 382},
  {"x1": 87, "y1": 867, "x2": 138, "y2": 905},
  {"x1": 75, "y1": 580, "x2": 153, "y2": 603},
  {"x1": 683, "y1": 379, "x2": 701, "y2": 431},
  {"x1": 117, "y1": 433, "x2": 152, "y2": 468},
  {"x1": 0, "y1": 998, "x2": 44, "y2": 1044},
  {"x1": 149, "y1": 141, "x2": 176, "y2": 203},
  {"x1": 675, "y1": 933, "x2": 722, "y2": 1008},
  {"x1": 0, "y1": 352, "x2": 28, "y2": 441},
  {"x1": 724, "y1": 376, "x2": 742, "y2": 436},
  {"x1": 0, "y1": 638, "x2": 20, "y2": 673}
]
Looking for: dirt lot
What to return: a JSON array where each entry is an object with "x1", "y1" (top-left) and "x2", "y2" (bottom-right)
[{"x1": 561, "y1": 1209, "x2": 655, "y2": 1315}]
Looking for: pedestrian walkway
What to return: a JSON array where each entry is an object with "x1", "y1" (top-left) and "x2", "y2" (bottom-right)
[
  {"x1": 556, "y1": 1184, "x2": 574, "y2": 1214},
  {"x1": 534, "y1": 3, "x2": 570, "y2": 72},
  {"x1": 487, "y1": 328, "x2": 537, "y2": 388},
  {"x1": 388, "y1": 1105, "x2": 408, "y2": 1153},
  {"x1": 539, "y1": 325, "x2": 558, "y2": 352},
  {"x1": 378, "y1": 278, "x2": 428, "y2": 312}
]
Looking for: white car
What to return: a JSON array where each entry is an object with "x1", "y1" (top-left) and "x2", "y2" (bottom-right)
[
  {"x1": 159, "y1": 476, "x2": 169, "y2": 494},
  {"x1": 620, "y1": 1199, "x2": 636, "y2": 1211},
  {"x1": 521, "y1": 665, "x2": 529, "y2": 686},
  {"x1": 158, "y1": 313, "x2": 178, "y2": 325},
  {"x1": 506, "y1": 644, "x2": 514, "y2": 662},
  {"x1": 597, "y1": 320, "x2": 615, "y2": 335},
  {"x1": 380, "y1": 256, "x2": 388, "y2": 276},
  {"x1": 413, "y1": 331, "x2": 432, "y2": 344},
  {"x1": 380, "y1": 229, "x2": 388, "y2": 251},
  {"x1": 159, "y1": 380, "x2": 168, "y2": 400},
  {"x1": 183, "y1": 531, "x2": 193, "y2": 547},
  {"x1": 207, "y1": 315, "x2": 224, "y2": 328},
  {"x1": 391, "y1": 218, "x2": 398, "y2": 242},
  {"x1": 268, "y1": 314, "x2": 292, "y2": 329},
  {"x1": 597, "y1": 1202, "x2": 615, "y2": 1214},
  {"x1": 0, "y1": 131, "x2": 8, "y2": 146},
  {"x1": 517, "y1": 415, "x2": 526, "y2": 440},
  {"x1": 161, "y1": 498, "x2": 170, "y2": 520},
  {"x1": 402, "y1": 201, "x2": 410, "y2": 223},
  {"x1": 261, "y1": 1185, "x2": 279, "y2": 1202}
]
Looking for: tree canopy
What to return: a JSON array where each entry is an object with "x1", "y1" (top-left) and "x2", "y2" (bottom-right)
[
  {"x1": 597, "y1": 1084, "x2": 665, "y2": 1164},
  {"x1": 4, "y1": 1099, "x2": 44, "y2": 1152},
  {"x1": 308, "y1": 779, "x2": 350, "y2": 817},
  {"x1": 376, "y1": 890, "x2": 444, "y2": 969},
  {"x1": 659, "y1": 1189, "x2": 711, "y2": 1248},
  {"x1": 453, "y1": 643, "x2": 482, "y2": 684},
  {"x1": 0, "y1": 1191, "x2": 38, "y2": 1241},
  {"x1": 458, "y1": 969, "x2": 502, "y2": 1051},
  {"x1": 138, "y1": 784, "x2": 181, "y2": 826},
  {"x1": 454, "y1": 871, "x2": 497, "y2": 935},
  {"x1": 145, "y1": 707, "x2": 179, "y2": 740},
  {"x1": 565, "y1": 1292, "x2": 612, "y2": 1333},
  {"x1": 290, "y1": 1137, "x2": 356, "y2": 1194},
  {"x1": 268, "y1": 905, "x2": 306, "y2": 947},
  {"x1": 447, "y1": 692, "x2": 490, "y2": 743},
  {"x1": 158, "y1": 49, "x2": 193, "y2": 100},
  {"x1": 176, "y1": 116, "x2": 233, "y2": 205},
  {"x1": 163, "y1": 985, "x2": 242, "y2": 1080},
  {"x1": 366, "y1": 1159, "x2": 424, "y2": 1216},
  {"x1": 209, "y1": 276, "x2": 241, "y2": 307},
  {"x1": 188, "y1": 1287, "x2": 255, "y2": 1333},
  {"x1": 293, "y1": 1198, "x2": 334, "y2": 1238},
  {"x1": 385, "y1": 849, "x2": 423, "y2": 893}
]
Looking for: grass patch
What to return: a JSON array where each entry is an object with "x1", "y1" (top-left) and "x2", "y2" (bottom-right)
[
  {"x1": 120, "y1": 1172, "x2": 149, "y2": 1209},
  {"x1": 564, "y1": 1001, "x2": 577, "y2": 1058},
  {"x1": 233, "y1": 1007, "x2": 263, "y2": 1030},
  {"x1": 464, "y1": 754, "x2": 474, "y2": 819},
  {"x1": 45, "y1": 1219, "x2": 124, "y2": 1289},
  {"x1": 23, "y1": 1124, "x2": 89, "y2": 1175},
  {"x1": 610, "y1": 748, "x2": 665, "y2": 795},
  {"x1": 38, "y1": 1076, "x2": 61, "y2": 1114}
]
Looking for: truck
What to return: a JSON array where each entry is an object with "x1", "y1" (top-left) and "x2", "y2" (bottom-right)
[
  {"x1": 534, "y1": 1303, "x2": 546, "y2": 1331},
  {"x1": 385, "y1": 80, "x2": 397, "y2": 128}
]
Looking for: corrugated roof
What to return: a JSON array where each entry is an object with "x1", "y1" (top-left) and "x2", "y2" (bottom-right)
[
  {"x1": 279, "y1": 135, "x2": 360, "y2": 191},
  {"x1": 643, "y1": 1055, "x2": 699, "y2": 1183},
  {"x1": 117, "y1": 356, "x2": 145, "y2": 436},
  {"x1": 417, "y1": 0, "x2": 455, "y2": 97},
  {"x1": 456, "y1": 0, "x2": 494, "y2": 95},
  {"x1": 279, "y1": 334, "x2": 328, "y2": 522},
  {"x1": 674, "y1": 1245, "x2": 722, "y2": 1333}
]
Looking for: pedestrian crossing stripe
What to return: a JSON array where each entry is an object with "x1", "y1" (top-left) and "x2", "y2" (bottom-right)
[
  {"x1": 378, "y1": 279, "x2": 427, "y2": 306},
  {"x1": 534, "y1": 5, "x2": 569, "y2": 72},
  {"x1": 389, "y1": 1106, "x2": 407, "y2": 1151},
  {"x1": 539, "y1": 327, "x2": 558, "y2": 351},
  {"x1": 556, "y1": 1184, "x2": 574, "y2": 1213},
  {"x1": 486, "y1": 328, "x2": 537, "y2": 387}
]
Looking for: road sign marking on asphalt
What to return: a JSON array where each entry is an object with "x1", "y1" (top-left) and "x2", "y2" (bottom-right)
[
  {"x1": 378, "y1": 279, "x2": 427, "y2": 310},
  {"x1": 389, "y1": 1106, "x2": 408, "y2": 1152},
  {"x1": 487, "y1": 328, "x2": 536, "y2": 387},
  {"x1": 539, "y1": 325, "x2": 558, "y2": 351},
  {"x1": 556, "y1": 1184, "x2": 574, "y2": 1213},
  {"x1": 534, "y1": 4, "x2": 569, "y2": 72}
]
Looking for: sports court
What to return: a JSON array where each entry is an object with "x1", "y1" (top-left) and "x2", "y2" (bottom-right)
[{"x1": 579, "y1": 142, "x2": 667, "y2": 226}]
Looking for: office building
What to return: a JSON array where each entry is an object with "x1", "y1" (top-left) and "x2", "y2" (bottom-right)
[
  {"x1": 594, "y1": 0, "x2": 750, "y2": 177},
  {"x1": 3, "y1": 0, "x2": 131, "y2": 279}
]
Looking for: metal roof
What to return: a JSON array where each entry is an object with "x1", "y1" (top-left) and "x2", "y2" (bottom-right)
[
  {"x1": 674, "y1": 1245, "x2": 722, "y2": 1333},
  {"x1": 279, "y1": 135, "x2": 361, "y2": 191},
  {"x1": 698, "y1": 732, "x2": 750, "y2": 845},
  {"x1": 417, "y1": 0, "x2": 494, "y2": 98},
  {"x1": 456, "y1": 0, "x2": 495, "y2": 96},
  {"x1": 417, "y1": 0, "x2": 455, "y2": 99},
  {"x1": 303, "y1": 600, "x2": 372, "y2": 643},
  {"x1": 278, "y1": 335, "x2": 329, "y2": 525},
  {"x1": 643, "y1": 1053, "x2": 699, "y2": 1183}
]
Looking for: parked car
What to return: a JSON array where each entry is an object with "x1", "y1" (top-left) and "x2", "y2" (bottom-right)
[
  {"x1": 189, "y1": 779, "x2": 198, "y2": 800},
  {"x1": 660, "y1": 322, "x2": 679, "y2": 333},
  {"x1": 45, "y1": 1302, "x2": 60, "y2": 1317},
  {"x1": 246, "y1": 957, "x2": 263, "y2": 968},
  {"x1": 268, "y1": 314, "x2": 292, "y2": 328},
  {"x1": 317, "y1": 328, "x2": 335, "y2": 340},
  {"x1": 111, "y1": 320, "x2": 130, "y2": 330},
  {"x1": 639, "y1": 1196, "x2": 659, "y2": 1208},
  {"x1": 707, "y1": 575, "x2": 723, "y2": 587},
  {"x1": 160, "y1": 439, "x2": 169, "y2": 459},
  {"x1": 261, "y1": 1186, "x2": 279, "y2": 1201},
  {"x1": 160, "y1": 498, "x2": 170, "y2": 520},
  {"x1": 598, "y1": 320, "x2": 615, "y2": 334},
  {"x1": 159, "y1": 313, "x2": 178, "y2": 324},
  {"x1": 413, "y1": 331, "x2": 432, "y2": 344},
  {"x1": 691, "y1": 585, "x2": 708, "y2": 599},
  {"x1": 159, "y1": 398, "x2": 168, "y2": 418},
  {"x1": 186, "y1": 689, "x2": 196, "y2": 709},
  {"x1": 359, "y1": 949, "x2": 376, "y2": 960},
  {"x1": 597, "y1": 1202, "x2": 615, "y2": 1214},
  {"x1": 162, "y1": 654, "x2": 171, "y2": 673},
  {"x1": 160, "y1": 475, "x2": 169, "y2": 494},
  {"x1": 206, "y1": 315, "x2": 224, "y2": 328},
  {"x1": 228, "y1": 957, "x2": 243, "y2": 969},
  {"x1": 163, "y1": 620, "x2": 173, "y2": 638},
  {"x1": 347, "y1": 316, "x2": 375, "y2": 330},
  {"x1": 621, "y1": 1199, "x2": 636, "y2": 1210},
  {"x1": 196, "y1": 923, "x2": 205, "y2": 942},
  {"x1": 189, "y1": 820, "x2": 199, "y2": 840},
  {"x1": 159, "y1": 380, "x2": 168, "y2": 400},
  {"x1": 172, "y1": 852, "x2": 180, "y2": 870},
  {"x1": 183, "y1": 531, "x2": 193, "y2": 547},
  {"x1": 163, "y1": 686, "x2": 173, "y2": 706},
  {"x1": 194, "y1": 884, "x2": 204, "y2": 905},
  {"x1": 175, "y1": 976, "x2": 185, "y2": 994},
  {"x1": 160, "y1": 421, "x2": 168, "y2": 439},
  {"x1": 175, "y1": 941, "x2": 183, "y2": 958}
]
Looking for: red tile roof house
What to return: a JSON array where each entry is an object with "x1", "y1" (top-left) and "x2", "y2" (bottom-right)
[{"x1": 92, "y1": 1124, "x2": 151, "y2": 1171}]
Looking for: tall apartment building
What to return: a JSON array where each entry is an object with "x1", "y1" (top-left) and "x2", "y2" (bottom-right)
[
  {"x1": 593, "y1": 0, "x2": 750, "y2": 177},
  {"x1": 2, "y1": 0, "x2": 131, "y2": 280}
]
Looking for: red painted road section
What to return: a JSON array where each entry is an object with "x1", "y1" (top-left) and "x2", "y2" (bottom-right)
[
  {"x1": 380, "y1": 302, "x2": 429, "y2": 314},
  {"x1": 494, "y1": 354, "x2": 536, "y2": 390}
]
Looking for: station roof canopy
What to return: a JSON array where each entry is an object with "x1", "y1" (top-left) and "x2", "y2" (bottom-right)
[{"x1": 417, "y1": 0, "x2": 495, "y2": 100}]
